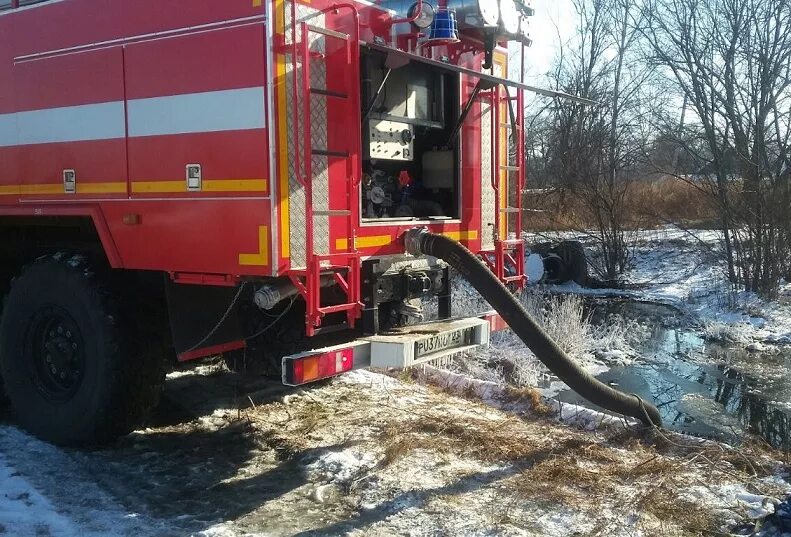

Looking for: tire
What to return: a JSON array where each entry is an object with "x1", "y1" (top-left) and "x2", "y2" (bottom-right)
[
  {"x1": 223, "y1": 348, "x2": 277, "y2": 376},
  {"x1": 552, "y1": 241, "x2": 588, "y2": 285},
  {"x1": 0, "y1": 254, "x2": 164, "y2": 446}
]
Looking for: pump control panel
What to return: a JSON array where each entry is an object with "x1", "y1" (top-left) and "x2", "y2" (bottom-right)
[{"x1": 367, "y1": 119, "x2": 414, "y2": 161}]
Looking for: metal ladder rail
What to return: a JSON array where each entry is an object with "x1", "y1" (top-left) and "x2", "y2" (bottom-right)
[
  {"x1": 499, "y1": 81, "x2": 526, "y2": 286},
  {"x1": 303, "y1": 20, "x2": 363, "y2": 330},
  {"x1": 289, "y1": 5, "x2": 363, "y2": 335},
  {"x1": 304, "y1": 19, "x2": 362, "y2": 260},
  {"x1": 486, "y1": 72, "x2": 526, "y2": 288}
]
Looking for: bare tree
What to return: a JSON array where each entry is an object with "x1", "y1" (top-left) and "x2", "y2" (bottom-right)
[
  {"x1": 643, "y1": 0, "x2": 791, "y2": 298},
  {"x1": 531, "y1": 0, "x2": 657, "y2": 280}
]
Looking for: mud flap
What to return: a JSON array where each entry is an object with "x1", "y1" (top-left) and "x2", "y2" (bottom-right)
[{"x1": 164, "y1": 278, "x2": 247, "y2": 361}]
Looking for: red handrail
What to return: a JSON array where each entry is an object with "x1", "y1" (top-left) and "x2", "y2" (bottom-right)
[
  {"x1": 321, "y1": 4, "x2": 362, "y2": 188},
  {"x1": 286, "y1": 3, "x2": 364, "y2": 334}
]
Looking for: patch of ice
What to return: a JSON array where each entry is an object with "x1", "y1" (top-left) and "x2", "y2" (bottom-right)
[
  {"x1": 0, "y1": 452, "x2": 78, "y2": 537},
  {"x1": 594, "y1": 349, "x2": 635, "y2": 365},
  {"x1": 551, "y1": 399, "x2": 632, "y2": 430},
  {"x1": 677, "y1": 394, "x2": 741, "y2": 432},
  {"x1": 193, "y1": 524, "x2": 239, "y2": 537}
]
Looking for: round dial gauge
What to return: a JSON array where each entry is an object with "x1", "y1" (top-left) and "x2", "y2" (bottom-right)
[
  {"x1": 499, "y1": 0, "x2": 520, "y2": 34},
  {"x1": 477, "y1": 0, "x2": 500, "y2": 27},
  {"x1": 369, "y1": 185, "x2": 386, "y2": 205}
]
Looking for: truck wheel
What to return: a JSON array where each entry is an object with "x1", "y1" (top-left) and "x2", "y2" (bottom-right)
[
  {"x1": 552, "y1": 241, "x2": 588, "y2": 285},
  {"x1": 223, "y1": 348, "x2": 277, "y2": 376},
  {"x1": 0, "y1": 254, "x2": 164, "y2": 446}
]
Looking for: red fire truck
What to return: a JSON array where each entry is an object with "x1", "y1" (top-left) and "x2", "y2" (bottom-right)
[{"x1": 0, "y1": 0, "x2": 567, "y2": 445}]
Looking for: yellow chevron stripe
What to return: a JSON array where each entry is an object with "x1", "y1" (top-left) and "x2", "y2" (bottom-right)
[
  {"x1": 239, "y1": 226, "x2": 270, "y2": 266},
  {"x1": 443, "y1": 230, "x2": 479, "y2": 241},
  {"x1": 336, "y1": 235, "x2": 393, "y2": 250},
  {"x1": 131, "y1": 179, "x2": 268, "y2": 194}
]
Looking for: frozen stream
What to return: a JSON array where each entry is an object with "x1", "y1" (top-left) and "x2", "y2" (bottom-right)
[{"x1": 554, "y1": 299, "x2": 791, "y2": 450}]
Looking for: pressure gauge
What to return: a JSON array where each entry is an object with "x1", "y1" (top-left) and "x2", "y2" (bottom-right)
[
  {"x1": 369, "y1": 185, "x2": 387, "y2": 205},
  {"x1": 499, "y1": 0, "x2": 520, "y2": 34},
  {"x1": 477, "y1": 0, "x2": 500, "y2": 27}
]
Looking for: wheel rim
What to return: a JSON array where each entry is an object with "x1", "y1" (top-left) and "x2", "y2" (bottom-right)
[{"x1": 24, "y1": 306, "x2": 86, "y2": 403}]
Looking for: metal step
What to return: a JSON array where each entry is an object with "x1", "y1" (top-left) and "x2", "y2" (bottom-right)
[
  {"x1": 312, "y1": 148, "x2": 350, "y2": 158},
  {"x1": 310, "y1": 87, "x2": 349, "y2": 99},
  {"x1": 318, "y1": 303, "x2": 360, "y2": 315},
  {"x1": 306, "y1": 24, "x2": 349, "y2": 40},
  {"x1": 312, "y1": 322, "x2": 350, "y2": 336}
]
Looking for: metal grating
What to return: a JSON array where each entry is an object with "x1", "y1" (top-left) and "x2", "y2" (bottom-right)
[
  {"x1": 284, "y1": 2, "x2": 328, "y2": 268},
  {"x1": 480, "y1": 102, "x2": 496, "y2": 250}
]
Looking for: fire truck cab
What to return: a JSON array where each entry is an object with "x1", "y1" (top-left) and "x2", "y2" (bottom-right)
[{"x1": 0, "y1": 0, "x2": 538, "y2": 445}]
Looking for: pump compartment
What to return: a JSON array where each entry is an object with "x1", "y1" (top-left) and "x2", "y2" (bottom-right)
[{"x1": 360, "y1": 49, "x2": 461, "y2": 222}]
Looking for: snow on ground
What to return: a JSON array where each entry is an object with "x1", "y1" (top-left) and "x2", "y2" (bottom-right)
[
  {"x1": 0, "y1": 451, "x2": 75, "y2": 537},
  {"x1": 0, "y1": 422, "x2": 159, "y2": 537},
  {"x1": 2, "y1": 227, "x2": 791, "y2": 535},
  {"x1": 527, "y1": 227, "x2": 791, "y2": 347},
  {"x1": 1, "y1": 365, "x2": 788, "y2": 536}
]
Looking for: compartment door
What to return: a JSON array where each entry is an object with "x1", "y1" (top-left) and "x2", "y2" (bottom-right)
[{"x1": 123, "y1": 24, "x2": 269, "y2": 199}]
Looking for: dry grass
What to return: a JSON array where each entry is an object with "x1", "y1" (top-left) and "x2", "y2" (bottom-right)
[
  {"x1": 508, "y1": 437, "x2": 726, "y2": 535},
  {"x1": 635, "y1": 484, "x2": 722, "y2": 536},
  {"x1": 525, "y1": 176, "x2": 718, "y2": 232},
  {"x1": 377, "y1": 409, "x2": 727, "y2": 534},
  {"x1": 502, "y1": 385, "x2": 555, "y2": 416},
  {"x1": 236, "y1": 373, "x2": 785, "y2": 536}
]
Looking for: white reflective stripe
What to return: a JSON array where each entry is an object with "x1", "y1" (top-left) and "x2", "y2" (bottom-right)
[
  {"x1": 16, "y1": 101, "x2": 126, "y2": 146},
  {"x1": 0, "y1": 114, "x2": 17, "y2": 148},
  {"x1": 0, "y1": 86, "x2": 266, "y2": 147},
  {"x1": 127, "y1": 87, "x2": 265, "y2": 137}
]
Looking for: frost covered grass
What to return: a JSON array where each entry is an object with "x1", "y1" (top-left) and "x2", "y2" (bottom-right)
[
  {"x1": 369, "y1": 369, "x2": 791, "y2": 536},
  {"x1": 702, "y1": 320, "x2": 755, "y2": 345},
  {"x1": 443, "y1": 274, "x2": 643, "y2": 389},
  {"x1": 528, "y1": 226, "x2": 791, "y2": 348}
]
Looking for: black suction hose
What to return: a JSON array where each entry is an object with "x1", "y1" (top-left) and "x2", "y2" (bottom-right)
[{"x1": 405, "y1": 229, "x2": 662, "y2": 427}]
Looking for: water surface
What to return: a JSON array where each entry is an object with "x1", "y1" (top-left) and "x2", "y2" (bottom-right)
[{"x1": 554, "y1": 299, "x2": 791, "y2": 450}]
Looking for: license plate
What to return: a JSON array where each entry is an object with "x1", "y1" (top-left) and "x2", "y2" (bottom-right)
[{"x1": 415, "y1": 327, "x2": 475, "y2": 358}]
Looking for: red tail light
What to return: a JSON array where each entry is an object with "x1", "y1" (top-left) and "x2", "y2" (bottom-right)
[
  {"x1": 482, "y1": 312, "x2": 509, "y2": 332},
  {"x1": 285, "y1": 348, "x2": 354, "y2": 385}
]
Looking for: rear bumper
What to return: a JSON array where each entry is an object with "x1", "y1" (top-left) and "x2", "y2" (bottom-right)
[{"x1": 281, "y1": 313, "x2": 505, "y2": 386}]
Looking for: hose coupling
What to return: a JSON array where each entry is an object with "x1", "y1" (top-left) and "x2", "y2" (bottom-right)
[
  {"x1": 254, "y1": 285, "x2": 282, "y2": 310},
  {"x1": 404, "y1": 227, "x2": 430, "y2": 256}
]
